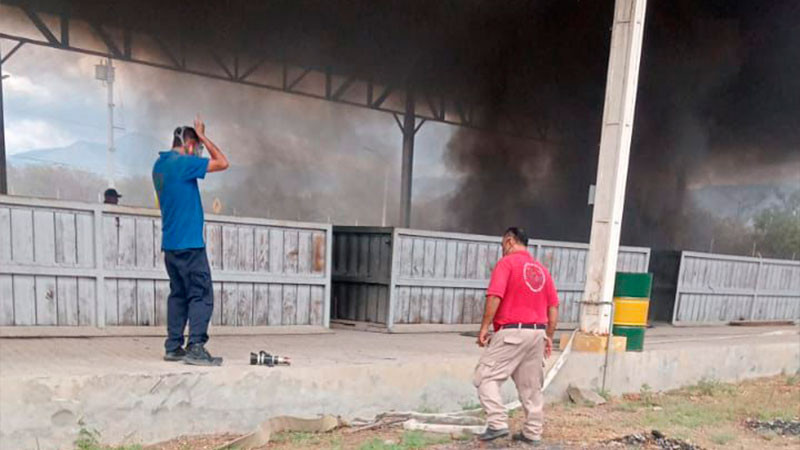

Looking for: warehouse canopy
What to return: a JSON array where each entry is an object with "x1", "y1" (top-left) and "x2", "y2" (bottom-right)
[{"x1": 0, "y1": 0, "x2": 611, "y2": 138}]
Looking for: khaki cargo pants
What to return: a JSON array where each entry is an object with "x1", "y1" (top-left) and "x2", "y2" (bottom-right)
[{"x1": 473, "y1": 328, "x2": 545, "y2": 438}]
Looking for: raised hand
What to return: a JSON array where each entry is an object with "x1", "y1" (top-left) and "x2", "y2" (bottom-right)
[{"x1": 194, "y1": 114, "x2": 206, "y2": 137}]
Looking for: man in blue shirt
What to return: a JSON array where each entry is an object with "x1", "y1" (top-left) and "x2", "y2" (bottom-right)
[{"x1": 153, "y1": 116, "x2": 229, "y2": 365}]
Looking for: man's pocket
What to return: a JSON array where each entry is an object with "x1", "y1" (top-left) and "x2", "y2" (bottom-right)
[{"x1": 473, "y1": 359, "x2": 497, "y2": 387}]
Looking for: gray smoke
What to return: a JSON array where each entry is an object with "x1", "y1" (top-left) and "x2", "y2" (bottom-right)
[{"x1": 4, "y1": 0, "x2": 799, "y2": 251}]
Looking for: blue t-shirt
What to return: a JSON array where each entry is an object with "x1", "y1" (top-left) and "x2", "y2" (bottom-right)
[{"x1": 152, "y1": 150, "x2": 209, "y2": 250}]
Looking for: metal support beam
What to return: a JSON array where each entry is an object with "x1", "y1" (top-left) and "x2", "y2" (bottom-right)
[
  {"x1": 0, "y1": 2, "x2": 554, "y2": 141},
  {"x1": 22, "y1": 7, "x2": 59, "y2": 45},
  {"x1": 60, "y1": 15, "x2": 69, "y2": 47},
  {"x1": 238, "y1": 57, "x2": 265, "y2": 81},
  {"x1": 152, "y1": 35, "x2": 182, "y2": 69},
  {"x1": 210, "y1": 50, "x2": 234, "y2": 79},
  {"x1": 89, "y1": 23, "x2": 122, "y2": 58},
  {"x1": 399, "y1": 89, "x2": 416, "y2": 227},
  {"x1": 579, "y1": 0, "x2": 648, "y2": 334},
  {"x1": 372, "y1": 86, "x2": 393, "y2": 108},
  {"x1": 324, "y1": 67, "x2": 332, "y2": 99},
  {"x1": 0, "y1": 48, "x2": 7, "y2": 195},
  {"x1": 0, "y1": 42, "x2": 24, "y2": 65},
  {"x1": 287, "y1": 68, "x2": 312, "y2": 91},
  {"x1": 332, "y1": 76, "x2": 355, "y2": 100},
  {"x1": 122, "y1": 29, "x2": 132, "y2": 59}
]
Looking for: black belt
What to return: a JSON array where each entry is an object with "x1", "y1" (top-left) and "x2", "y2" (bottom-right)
[{"x1": 500, "y1": 323, "x2": 547, "y2": 330}]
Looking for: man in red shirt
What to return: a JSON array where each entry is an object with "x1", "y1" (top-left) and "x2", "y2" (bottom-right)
[{"x1": 474, "y1": 227, "x2": 559, "y2": 444}]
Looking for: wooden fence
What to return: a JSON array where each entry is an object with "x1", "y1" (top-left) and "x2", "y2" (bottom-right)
[
  {"x1": 0, "y1": 195, "x2": 332, "y2": 329},
  {"x1": 672, "y1": 251, "x2": 800, "y2": 325},
  {"x1": 332, "y1": 227, "x2": 651, "y2": 330}
]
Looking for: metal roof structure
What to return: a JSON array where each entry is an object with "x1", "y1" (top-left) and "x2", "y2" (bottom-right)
[{"x1": 0, "y1": 0, "x2": 577, "y2": 224}]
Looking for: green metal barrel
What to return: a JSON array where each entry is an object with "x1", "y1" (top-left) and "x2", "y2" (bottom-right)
[
  {"x1": 614, "y1": 272, "x2": 653, "y2": 299},
  {"x1": 612, "y1": 325, "x2": 646, "y2": 352}
]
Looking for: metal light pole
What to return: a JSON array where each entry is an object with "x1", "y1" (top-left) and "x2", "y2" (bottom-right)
[{"x1": 95, "y1": 58, "x2": 116, "y2": 188}]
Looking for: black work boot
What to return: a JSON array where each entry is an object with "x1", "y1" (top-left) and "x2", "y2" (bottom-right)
[
  {"x1": 478, "y1": 427, "x2": 510, "y2": 441},
  {"x1": 184, "y1": 343, "x2": 223, "y2": 366},
  {"x1": 513, "y1": 433, "x2": 542, "y2": 446},
  {"x1": 163, "y1": 347, "x2": 186, "y2": 362}
]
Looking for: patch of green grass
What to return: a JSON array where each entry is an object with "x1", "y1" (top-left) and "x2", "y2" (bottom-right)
[
  {"x1": 459, "y1": 400, "x2": 481, "y2": 411},
  {"x1": 359, "y1": 438, "x2": 402, "y2": 450},
  {"x1": 710, "y1": 431, "x2": 737, "y2": 446},
  {"x1": 74, "y1": 427, "x2": 142, "y2": 450},
  {"x1": 416, "y1": 405, "x2": 440, "y2": 414},
  {"x1": 612, "y1": 401, "x2": 639, "y2": 413},
  {"x1": 685, "y1": 378, "x2": 735, "y2": 397},
  {"x1": 271, "y1": 431, "x2": 322, "y2": 445},
  {"x1": 401, "y1": 431, "x2": 450, "y2": 449},
  {"x1": 639, "y1": 383, "x2": 657, "y2": 407},
  {"x1": 453, "y1": 431, "x2": 473, "y2": 442},
  {"x1": 326, "y1": 436, "x2": 343, "y2": 450},
  {"x1": 642, "y1": 402, "x2": 729, "y2": 430},
  {"x1": 757, "y1": 408, "x2": 799, "y2": 421},
  {"x1": 785, "y1": 374, "x2": 800, "y2": 386},
  {"x1": 594, "y1": 389, "x2": 611, "y2": 401},
  {"x1": 290, "y1": 431, "x2": 319, "y2": 445},
  {"x1": 358, "y1": 431, "x2": 451, "y2": 450}
]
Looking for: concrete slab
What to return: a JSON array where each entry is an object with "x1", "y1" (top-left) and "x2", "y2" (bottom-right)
[{"x1": 0, "y1": 325, "x2": 797, "y2": 449}]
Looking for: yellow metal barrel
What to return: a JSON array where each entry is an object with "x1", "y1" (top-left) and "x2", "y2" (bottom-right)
[{"x1": 612, "y1": 297, "x2": 650, "y2": 326}]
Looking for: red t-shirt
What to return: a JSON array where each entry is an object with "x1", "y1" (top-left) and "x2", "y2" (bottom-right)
[{"x1": 487, "y1": 250, "x2": 559, "y2": 331}]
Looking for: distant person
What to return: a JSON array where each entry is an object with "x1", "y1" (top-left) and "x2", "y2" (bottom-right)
[
  {"x1": 152, "y1": 116, "x2": 229, "y2": 365},
  {"x1": 103, "y1": 188, "x2": 121, "y2": 205},
  {"x1": 474, "y1": 227, "x2": 559, "y2": 445}
]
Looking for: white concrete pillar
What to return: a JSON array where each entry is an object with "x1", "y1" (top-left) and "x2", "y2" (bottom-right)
[{"x1": 580, "y1": 0, "x2": 648, "y2": 334}]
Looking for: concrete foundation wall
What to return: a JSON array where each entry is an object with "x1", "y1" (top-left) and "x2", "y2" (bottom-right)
[
  {"x1": 546, "y1": 340, "x2": 800, "y2": 402},
  {"x1": 2, "y1": 337, "x2": 798, "y2": 449},
  {"x1": 1, "y1": 357, "x2": 500, "y2": 449}
]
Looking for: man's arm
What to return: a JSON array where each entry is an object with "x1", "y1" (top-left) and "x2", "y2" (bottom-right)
[
  {"x1": 477, "y1": 295, "x2": 501, "y2": 347},
  {"x1": 546, "y1": 306, "x2": 558, "y2": 340},
  {"x1": 479, "y1": 259, "x2": 510, "y2": 347},
  {"x1": 544, "y1": 305, "x2": 559, "y2": 357},
  {"x1": 544, "y1": 268, "x2": 559, "y2": 357},
  {"x1": 194, "y1": 116, "x2": 229, "y2": 173}
]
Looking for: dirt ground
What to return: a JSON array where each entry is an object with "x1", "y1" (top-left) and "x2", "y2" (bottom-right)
[{"x1": 145, "y1": 375, "x2": 800, "y2": 450}]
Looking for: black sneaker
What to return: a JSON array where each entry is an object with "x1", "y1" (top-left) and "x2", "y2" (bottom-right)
[
  {"x1": 513, "y1": 433, "x2": 542, "y2": 446},
  {"x1": 478, "y1": 427, "x2": 509, "y2": 441},
  {"x1": 184, "y1": 344, "x2": 223, "y2": 366},
  {"x1": 163, "y1": 347, "x2": 186, "y2": 362}
]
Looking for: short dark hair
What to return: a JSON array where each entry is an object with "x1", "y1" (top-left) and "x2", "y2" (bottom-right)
[
  {"x1": 504, "y1": 227, "x2": 528, "y2": 245},
  {"x1": 172, "y1": 126, "x2": 200, "y2": 148}
]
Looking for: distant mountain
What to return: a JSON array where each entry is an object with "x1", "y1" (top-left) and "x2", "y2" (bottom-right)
[
  {"x1": 689, "y1": 181, "x2": 799, "y2": 223},
  {"x1": 9, "y1": 133, "x2": 164, "y2": 178}
]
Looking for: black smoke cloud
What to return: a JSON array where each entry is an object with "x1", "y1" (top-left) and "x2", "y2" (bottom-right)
[{"x1": 442, "y1": 0, "x2": 800, "y2": 250}]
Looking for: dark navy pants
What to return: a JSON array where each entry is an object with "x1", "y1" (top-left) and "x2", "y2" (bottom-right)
[{"x1": 163, "y1": 248, "x2": 213, "y2": 352}]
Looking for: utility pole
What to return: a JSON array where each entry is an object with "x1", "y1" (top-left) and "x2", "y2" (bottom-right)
[
  {"x1": 95, "y1": 58, "x2": 116, "y2": 188},
  {"x1": 578, "y1": 0, "x2": 648, "y2": 337}
]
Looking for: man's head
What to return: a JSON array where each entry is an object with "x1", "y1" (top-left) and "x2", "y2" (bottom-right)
[
  {"x1": 501, "y1": 227, "x2": 528, "y2": 255},
  {"x1": 172, "y1": 126, "x2": 203, "y2": 156},
  {"x1": 103, "y1": 188, "x2": 121, "y2": 205}
]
